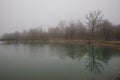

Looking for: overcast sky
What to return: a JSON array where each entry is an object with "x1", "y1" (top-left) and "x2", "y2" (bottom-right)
[{"x1": 0, "y1": 0, "x2": 120, "y2": 35}]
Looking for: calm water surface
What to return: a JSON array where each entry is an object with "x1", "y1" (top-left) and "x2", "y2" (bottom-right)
[{"x1": 0, "y1": 43, "x2": 120, "y2": 80}]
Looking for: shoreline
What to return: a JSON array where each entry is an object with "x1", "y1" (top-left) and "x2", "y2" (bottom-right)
[
  {"x1": 47, "y1": 40, "x2": 120, "y2": 50},
  {"x1": 0, "y1": 40, "x2": 120, "y2": 50}
]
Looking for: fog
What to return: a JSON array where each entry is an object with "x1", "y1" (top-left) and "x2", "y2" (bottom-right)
[{"x1": 0, "y1": 0, "x2": 120, "y2": 35}]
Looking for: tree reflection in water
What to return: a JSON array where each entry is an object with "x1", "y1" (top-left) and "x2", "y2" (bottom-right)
[
  {"x1": 86, "y1": 44, "x2": 120, "y2": 74},
  {"x1": 64, "y1": 44, "x2": 120, "y2": 74},
  {"x1": 64, "y1": 44, "x2": 87, "y2": 60},
  {"x1": 86, "y1": 45, "x2": 104, "y2": 74},
  {"x1": 64, "y1": 44, "x2": 104, "y2": 73}
]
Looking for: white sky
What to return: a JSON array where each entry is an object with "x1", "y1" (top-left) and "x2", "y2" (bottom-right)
[{"x1": 0, "y1": 0, "x2": 120, "y2": 34}]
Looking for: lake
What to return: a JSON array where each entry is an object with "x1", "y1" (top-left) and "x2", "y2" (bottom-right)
[{"x1": 0, "y1": 43, "x2": 120, "y2": 80}]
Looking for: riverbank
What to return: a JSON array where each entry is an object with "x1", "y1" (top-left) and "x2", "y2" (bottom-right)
[
  {"x1": 47, "y1": 40, "x2": 120, "y2": 50},
  {"x1": 0, "y1": 39, "x2": 120, "y2": 50}
]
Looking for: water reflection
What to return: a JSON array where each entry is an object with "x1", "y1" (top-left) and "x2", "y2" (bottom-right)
[
  {"x1": 23, "y1": 44, "x2": 120, "y2": 74},
  {"x1": 64, "y1": 45, "x2": 87, "y2": 60},
  {"x1": 0, "y1": 43, "x2": 120, "y2": 76},
  {"x1": 63, "y1": 44, "x2": 120, "y2": 74},
  {"x1": 86, "y1": 45, "x2": 104, "y2": 74}
]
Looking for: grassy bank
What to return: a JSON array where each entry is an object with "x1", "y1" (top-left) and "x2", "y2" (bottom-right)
[
  {"x1": 47, "y1": 40, "x2": 120, "y2": 50},
  {"x1": 1, "y1": 39, "x2": 120, "y2": 50}
]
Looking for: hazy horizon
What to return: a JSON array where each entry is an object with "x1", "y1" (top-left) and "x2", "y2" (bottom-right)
[{"x1": 0, "y1": 0, "x2": 120, "y2": 35}]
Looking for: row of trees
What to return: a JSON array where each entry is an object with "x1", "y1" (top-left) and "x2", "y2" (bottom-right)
[{"x1": 1, "y1": 10, "x2": 120, "y2": 41}]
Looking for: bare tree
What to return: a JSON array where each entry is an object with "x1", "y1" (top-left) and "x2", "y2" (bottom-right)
[
  {"x1": 57, "y1": 20, "x2": 66, "y2": 39},
  {"x1": 115, "y1": 25, "x2": 120, "y2": 40},
  {"x1": 75, "y1": 20, "x2": 87, "y2": 39},
  {"x1": 65, "y1": 21, "x2": 76, "y2": 40},
  {"x1": 101, "y1": 20, "x2": 113, "y2": 40},
  {"x1": 86, "y1": 10, "x2": 103, "y2": 39},
  {"x1": 1, "y1": 10, "x2": 120, "y2": 42}
]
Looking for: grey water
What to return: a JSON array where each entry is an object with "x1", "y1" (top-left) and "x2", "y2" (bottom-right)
[{"x1": 0, "y1": 43, "x2": 120, "y2": 80}]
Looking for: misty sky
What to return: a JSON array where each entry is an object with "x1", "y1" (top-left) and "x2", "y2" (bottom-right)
[{"x1": 0, "y1": 0, "x2": 120, "y2": 35}]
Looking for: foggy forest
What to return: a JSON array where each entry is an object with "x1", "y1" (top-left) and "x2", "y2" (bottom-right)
[{"x1": 1, "y1": 10, "x2": 120, "y2": 42}]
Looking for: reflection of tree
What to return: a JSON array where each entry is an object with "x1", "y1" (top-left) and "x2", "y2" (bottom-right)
[
  {"x1": 64, "y1": 44, "x2": 87, "y2": 60},
  {"x1": 85, "y1": 45, "x2": 120, "y2": 74},
  {"x1": 64, "y1": 44, "x2": 107, "y2": 74},
  {"x1": 86, "y1": 45, "x2": 104, "y2": 74},
  {"x1": 54, "y1": 44, "x2": 120, "y2": 74},
  {"x1": 97, "y1": 47, "x2": 120, "y2": 64},
  {"x1": 23, "y1": 43, "x2": 120, "y2": 74}
]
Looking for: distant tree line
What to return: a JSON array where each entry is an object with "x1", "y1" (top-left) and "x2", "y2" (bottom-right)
[{"x1": 1, "y1": 10, "x2": 120, "y2": 41}]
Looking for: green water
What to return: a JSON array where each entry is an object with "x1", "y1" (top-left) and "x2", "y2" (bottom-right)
[{"x1": 0, "y1": 43, "x2": 120, "y2": 80}]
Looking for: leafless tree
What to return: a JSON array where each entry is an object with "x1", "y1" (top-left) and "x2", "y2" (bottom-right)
[
  {"x1": 1, "y1": 10, "x2": 120, "y2": 42},
  {"x1": 65, "y1": 21, "x2": 76, "y2": 40},
  {"x1": 86, "y1": 10, "x2": 103, "y2": 39},
  {"x1": 75, "y1": 20, "x2": 87, "y2": 39}
]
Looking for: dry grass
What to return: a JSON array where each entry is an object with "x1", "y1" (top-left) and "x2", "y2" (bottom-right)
[{"x1": 47, "y1": 40, "x2": 120, "y2": 50}]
